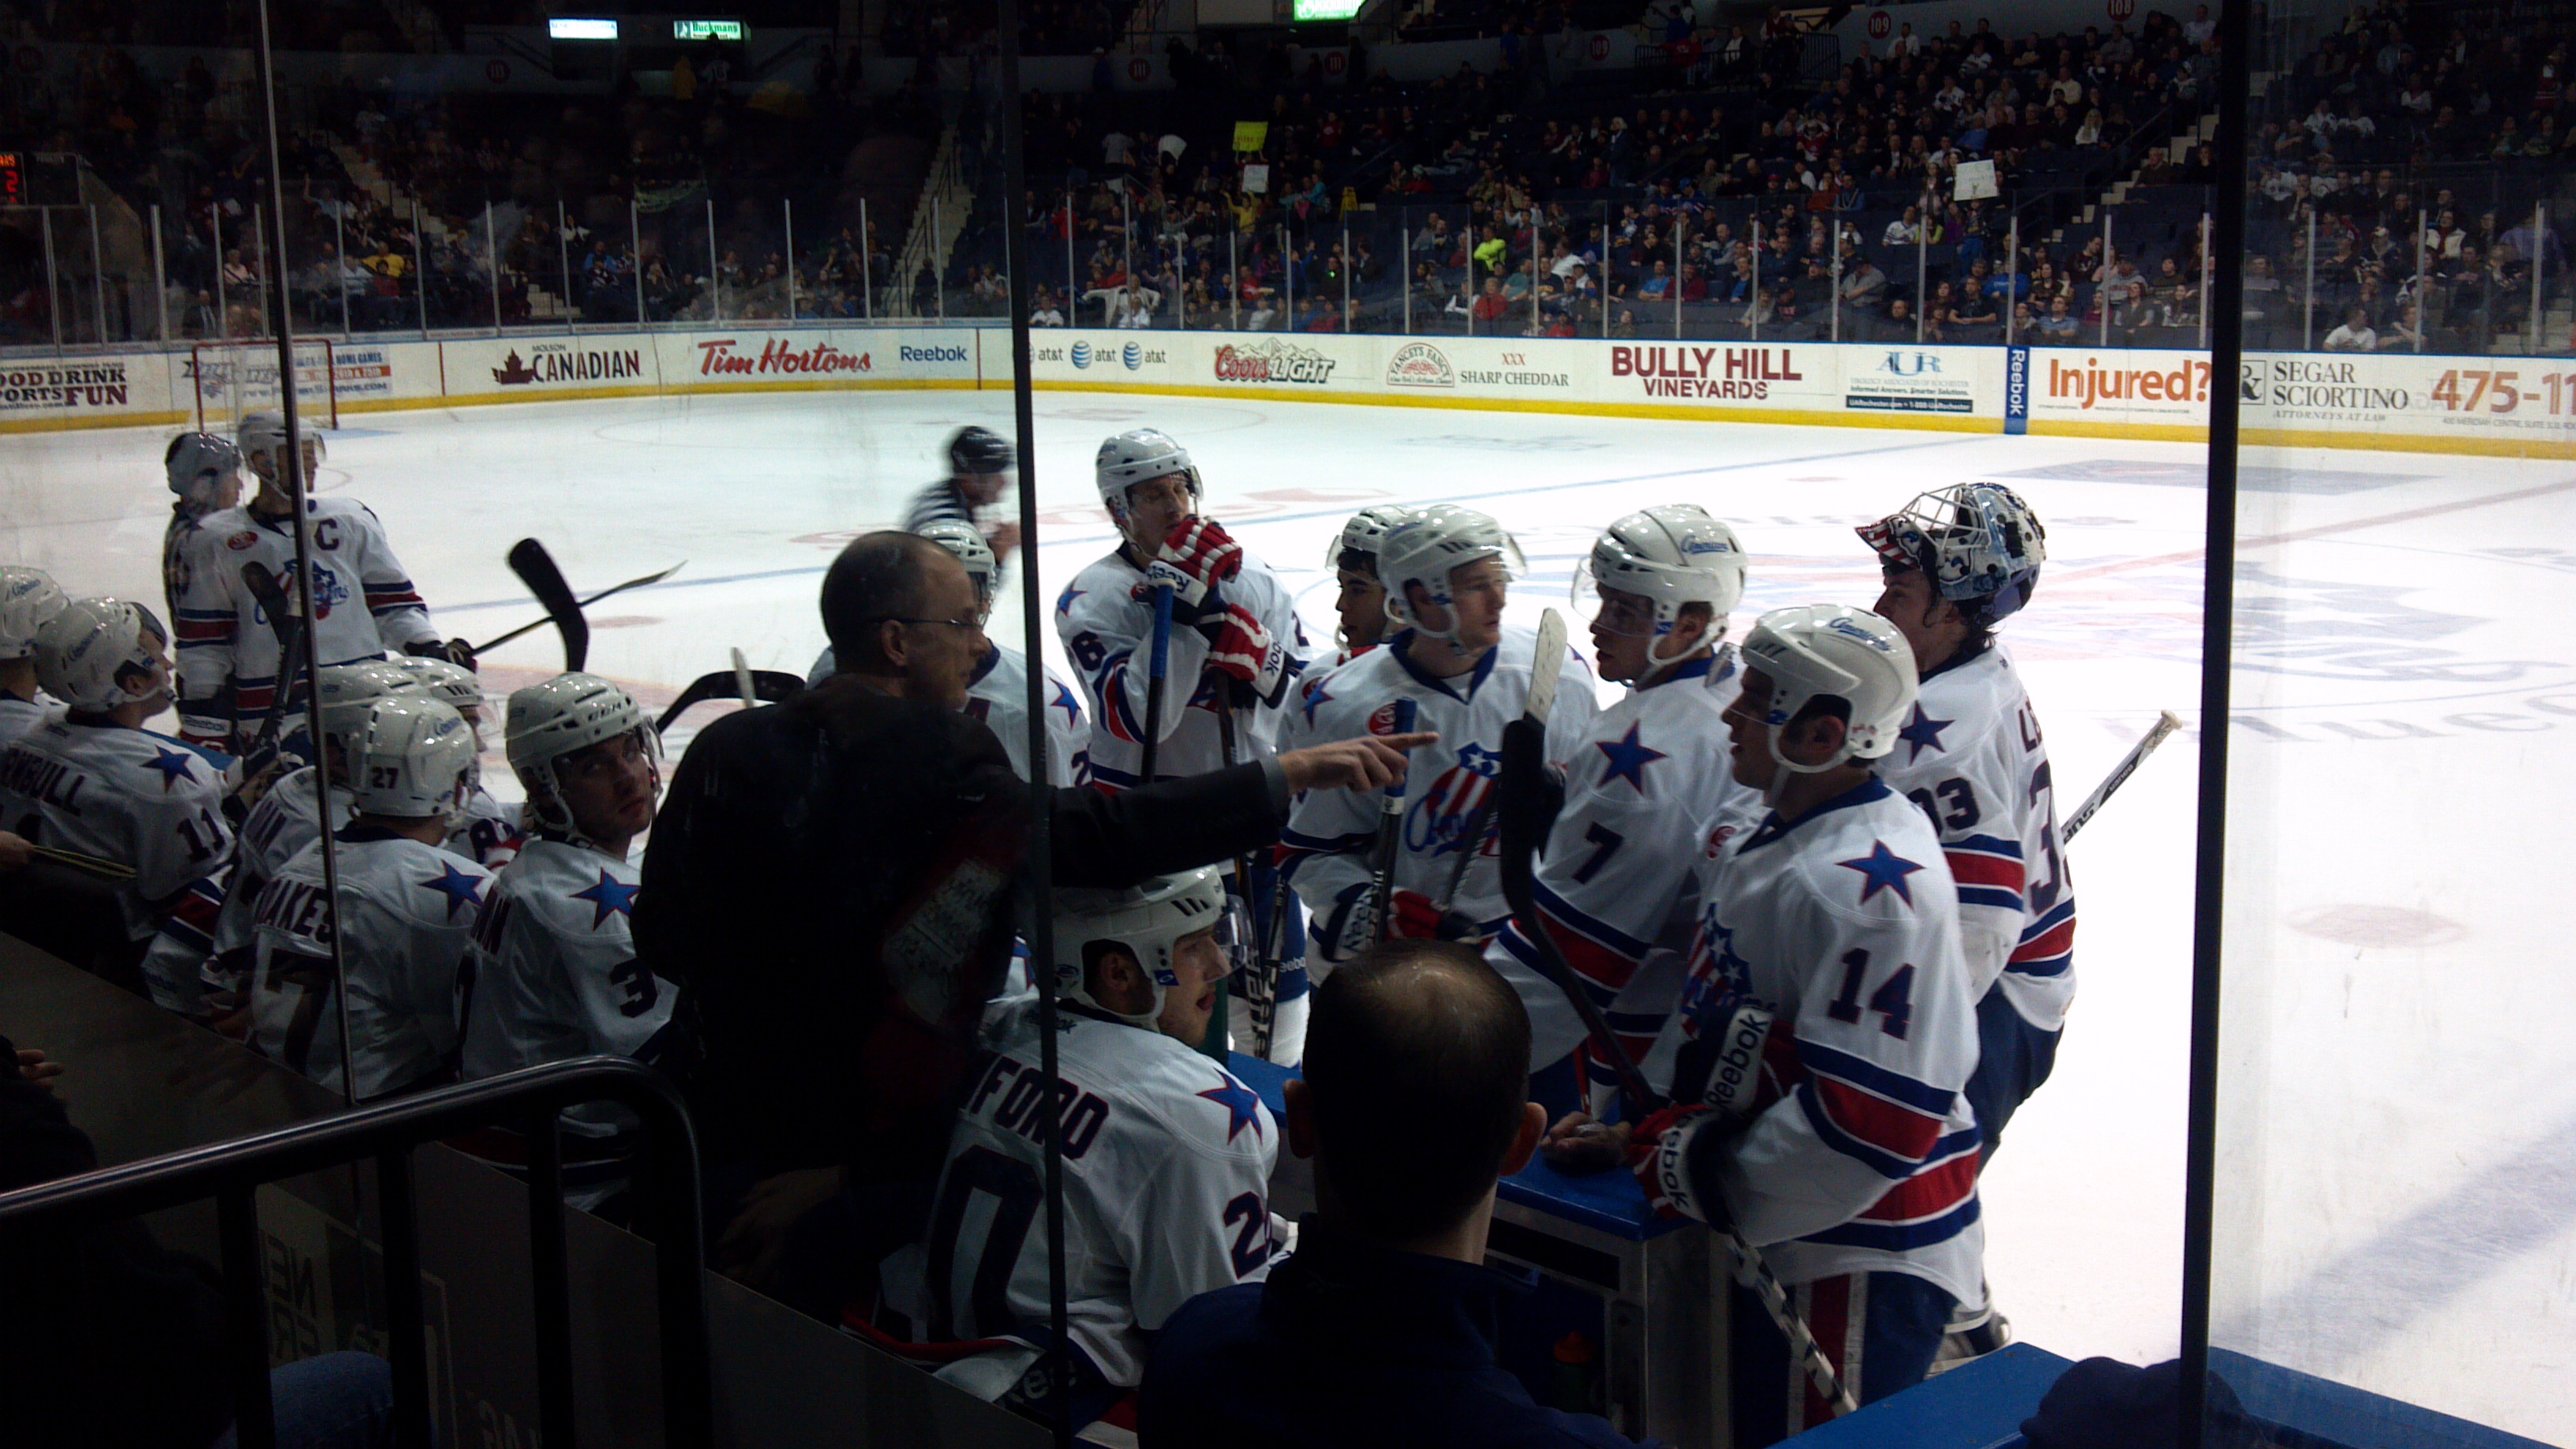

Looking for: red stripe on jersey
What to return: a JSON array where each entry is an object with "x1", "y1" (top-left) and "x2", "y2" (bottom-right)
[
  {"x1": 1796, "y1": 1276, "x2": 1856, "y2": 1434},
  {"x1": 1944, "y1": 851, "x2": 2025, "y2": 889},
  {"x1": 1810, "y1": 1075, "x2": 1945, "y2": 1163},
  {"x1": 364, "y1": 588, "x2": 424, "y2": 607},
  {"x1": 1858, "y1": 1151, "x2": 1979, "y2": 1222},
  {"x1": 1540, "y1": 908, "x2": 1641, "y2": 994},
  {"x1": 2010, "y1": 919, "x2": 2076, "y2": 962},
  {"x1": 174, "y1": 618, "x2": 233, "y2": 642}
]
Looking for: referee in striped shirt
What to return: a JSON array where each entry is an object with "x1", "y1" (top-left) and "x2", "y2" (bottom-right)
[{"x1": 906, "y1": 426, "x2": 1021, "y2": 574}]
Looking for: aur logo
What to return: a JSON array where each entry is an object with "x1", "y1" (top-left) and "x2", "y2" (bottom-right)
[
  {"x1": 1385, "y1": 342, "x2": 1456, "y2": 388},
  {"x1": 1878, "y1": 351, "x2": 1942, "y2": 375}
]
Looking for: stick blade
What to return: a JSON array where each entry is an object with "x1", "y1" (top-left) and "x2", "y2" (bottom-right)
[
  {"x1": 1526, "y1": 607, "x2": 1569, "y2": 724},
  {"x1": 507, "y1": 538, "x2": 590, "y2": 672}
]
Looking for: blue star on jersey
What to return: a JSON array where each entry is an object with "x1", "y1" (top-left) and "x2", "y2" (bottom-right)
[
  {"x1": 146, "y1": 746, "x2": 200, "y2": 790},
  {"x1": 1837, "y1": 841, "x2": 1924, "y2": 906},
  {"x1": 1196, "y1": 1076, "x2": 1265, "y2": 1144},
  {"x1": 1057, "y1": 587, "x2": 1085, "y2": 616},
  {"x1": 1301, "y1": 676, "x2": 1335, "y2": 726},
  {"x1": 1594, "y1": 723, "x2": 1668, "y2": 792},
  {"x1": 571, "y1": 869, "x2": 641, "y2": 928},
  {"x1": 1897, "y1": 704, "x2": 1953, "y2": 762},
  {"x1": 1049, "y1": 680, "x2": 1083, "y2": 729},
  {"x1": 419, "y1": 862, "x2": 487, "y2": 920}
]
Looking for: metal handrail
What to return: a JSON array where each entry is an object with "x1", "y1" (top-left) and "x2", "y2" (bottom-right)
[{"x1": 0, "y1": 1056, "x2": 711, "y2": 1449}]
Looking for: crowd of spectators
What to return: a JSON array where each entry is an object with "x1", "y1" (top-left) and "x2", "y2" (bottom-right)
[{"x1": 979, "y1": 4, "x2": 2231, "y2": 344}]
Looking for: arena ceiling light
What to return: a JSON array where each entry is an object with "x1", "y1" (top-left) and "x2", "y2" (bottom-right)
[
  {"x1": 547, "y1": 17, "x2": 620, "y2": 40},
  {"x1": 672, "y1": 19, "x2": 744, "y2": 39},
  {"x1": 1292, "y1": 0, "x2": 1367, "y2": 17}
]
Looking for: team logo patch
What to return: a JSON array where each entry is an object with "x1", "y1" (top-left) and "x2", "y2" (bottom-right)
[
  {"x1": 227, "y1": 532, "x2": 256, "y2": 551},
  {"x1": 1703, "y1": 823, "x2": 1736, "y2": 859},
  {"x1": 1367, "y1": 702, "x2": 1402, "y2": 736}
]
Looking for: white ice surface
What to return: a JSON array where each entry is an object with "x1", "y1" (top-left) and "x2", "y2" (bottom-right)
[{"x1": 10, "y1": 388, "x2": 2569, "y2": 1440}]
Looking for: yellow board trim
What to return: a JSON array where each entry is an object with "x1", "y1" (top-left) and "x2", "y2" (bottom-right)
[{"x1": 995, "y1": 376, "x2": 2004, "y2": 432}]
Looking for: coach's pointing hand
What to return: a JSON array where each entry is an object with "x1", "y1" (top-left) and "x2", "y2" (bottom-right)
[{"x1": 1279, "y1": 732, "x2": 1440, "y2": 794}]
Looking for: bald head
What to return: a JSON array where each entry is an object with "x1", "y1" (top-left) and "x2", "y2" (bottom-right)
[
  {"x1": 1303, "y1": 940, "x2": 1533, "y2": 1243},
  {"x1": 821, "y1": 530, "x2": 949, "y2": 672}
]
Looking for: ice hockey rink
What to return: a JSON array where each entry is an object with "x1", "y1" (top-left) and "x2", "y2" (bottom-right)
[{"x1": 8, "y1": 388, "x2": 2572, "y2": 1442}]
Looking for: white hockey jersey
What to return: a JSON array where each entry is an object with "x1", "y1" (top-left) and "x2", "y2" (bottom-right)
[
  {"x1": 1874, "y1": 642, "x2": 2076, "y2": 1033},
  {"x1": 1057, "y1": 548, "x2": 1308, "y2": 791},
  {"x1": 1282, "y1": 625, "x2": 1597, "y2": 956},
  {"x1": 0, "y1": 717, "x2": 233, "y2": 941},
  {"x1": 1488, "y1": 649, "x2": 1756, "y2": 1076},
  {"x1": 451, "y1": 781, "x2": 525, "y2": 871},
  {"x1": 461, "y1": 837, "x2": 675, "y2": 1159},
  {"x1": 164, "y1": 501, "x2": 223, "y2": 623},
  {"x1": 0, "y1": 692, "x2": 51, "y2": 751},
  {"x1": 1649, "y1": 777, "x2": 1983, "y2": 1305},
  {"x1": 808, "y1": 642, "x2": 1089, "y2": 787},
  {"x1": 886, "y1": 998, "x2": 1282, "y2": 1393},
  {"x1": 171, "y1": 497, "x2": 440, "y2": 747},
  {"x1": 248, "y1": 828, "x2": 491, "y2": 1100}
]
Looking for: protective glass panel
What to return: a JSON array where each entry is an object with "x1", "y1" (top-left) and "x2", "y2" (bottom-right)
[{"x1": 2207, "y1": 6, "x2": 2576, "y2": 1444}]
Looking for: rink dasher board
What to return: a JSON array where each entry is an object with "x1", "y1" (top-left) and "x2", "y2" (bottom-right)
[{"x1": 9, "y1": 328, "x2": 2576, "y2": 457}]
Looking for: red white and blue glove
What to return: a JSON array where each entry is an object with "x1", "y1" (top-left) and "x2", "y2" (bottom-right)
[
  {"x1": 1626, "y1": 1103, "x2": 1717, "y2": 1222},
  {"x1": 1203, "y1": 602, "x2": 1274, "y2": 685},
  {"x1": 1388, "y1": 887, "x2": 1483, "y2": 943},
  {"x1": 1133, "y1": 517, "x2": 1243, "y2": 624}
]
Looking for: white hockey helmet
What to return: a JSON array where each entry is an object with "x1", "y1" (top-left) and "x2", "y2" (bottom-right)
[
  {"x1": 914, "y1": 518, "x2": 999, "y2": 617},
  {"x1": 316, "y1": 661, "x2": 427, "y2": 770},
  {"x1": 349, "y1": 695, "x2": 477, "y2": 820},
  {"x1": 1, "y1": 566, "x2": 69, "y2": 662},
  {"x1": 236, "y1": 408, "x2": 324, "y2": 478},
  {"x1": 164, "y1": 431, "x2": 242, "y2": 500},
  {"x1": 1050, "y1": 867, "x2": 1230, "y2": 1029},
  {"x1": 1094, "y1": 428, "x2": 1200, "y2": 527},
  {"x1": 504, "y1": 672, "x2": 658, "y2": 836},
  {"x1": 1327, "y1": 504, "x2": 1417, "y2": 575},
  {"x1": 1573, "y1": 504, "x2": 1749, "y2": 665},
  {"x1": 387, "y1": 656, "x2": 484, "y2": 718},
  {"x1": 1737, "y1": 605, "x2": 1918, "y2": 780},
  {"x1": 1377, "y1": 504, "x2": 1525, "y2": 643},
  {"x1": 1857, "y1": 483, "x2": 2047, "y2": 625},
  {"x1": 34, "y1": 597, "x2": 171, "y2": 712}
]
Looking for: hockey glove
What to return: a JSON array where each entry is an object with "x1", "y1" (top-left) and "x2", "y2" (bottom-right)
[
  {"x1": 1627, "y1": 1103, "x2": 1719, "y2": 1222},
  {"x1": 1202, "y1": 604, "x2": 1280, "y2": 691},
  {"x1": 1388, "y1": 888, "x2": 1482, "y2": 944},
  {"x1": 409, "y1": 637, "x2": 478, "y2": 671},
  {"x1": 1158, "y1": 516, "x2": 1245, "y2": 592},
  {"x1": 1133, "y1": 561, "x2": 1222, "y2": 627}
]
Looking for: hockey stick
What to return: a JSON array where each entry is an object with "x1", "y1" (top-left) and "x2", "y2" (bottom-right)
[
  {"x1": 1137, "y1": 584, "x2": 1174, "y2": 784},
  {"x1": 504, "y1": 538, "x2": 589, "y2": 672},
  {"x1": 653, "y1": 668, "x2": 807, "y2": 736},
  {"x1": 730, "y1": 649, "x2": 759, "y2": 708},
  {"x1": 2062, "y1": 710, "x2": 2183, "y2": 841},
  {"x1": 1215, "y1": 698, "x2": 1269, "y2": 1058},
  {"x1": 1436, "y1": 608, "x2": 1567, "y2": 919},
  {"x1": 1365, "y1": 698, "x2": 1421, "y2": 945},
  {"x1": 235, "y1": 560, "x2": 309, "y2": 767},
  {"x1": 1495, "y1": 650, "x2": 1859, "y2": 1419},
  {"x1": 27, "y1": 844, "x2": 141, "y2": 882},
  {"x1": 470, "y1": 559, "x2": 683, "y2": 656}
]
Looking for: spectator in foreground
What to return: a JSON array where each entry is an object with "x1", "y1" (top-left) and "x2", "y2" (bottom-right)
[{"x1": 1137, "y1": 941, "x2": 1640, "y2": 1448}]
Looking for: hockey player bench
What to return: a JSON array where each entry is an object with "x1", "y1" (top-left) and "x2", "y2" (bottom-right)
[{"x1": 1231, "y1": 1053, "x2": 1723, "y2": 1447}]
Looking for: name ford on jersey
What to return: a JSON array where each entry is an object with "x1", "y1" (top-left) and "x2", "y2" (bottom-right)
[{"x1": 1213, "y1": 342, "x2": 1338, "y2": 386}]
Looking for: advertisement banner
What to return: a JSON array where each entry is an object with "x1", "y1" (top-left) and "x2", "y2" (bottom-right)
[
  {"x1": 2003, "y1": 345, "x2": 2030, "y2": 435},
  {"x1": 0, "y1": 354, "x2": 174, "y2": 426},
  {"x1": 1025, "y1": 333, "x2": 1176, "y2": 384},
  {"x1": 2026, "y1": 347, "x2": 2214, "y2": 430},
  {"x1": 2242, "y1": 352, "x2": 2576, "y2": 445},
  {"x1": 1842, "y1": 345, "x2": 1987, "y2": 416},
  {"x1": 1604, "y1": 343, "x2": 1839, "y2": 410}
]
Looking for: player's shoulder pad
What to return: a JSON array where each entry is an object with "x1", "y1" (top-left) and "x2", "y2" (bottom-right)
[
  {"x1": 1795, "y1": 788, "x2": 1953, "y2": 925},
  {"x1": 1123, "y1": 1033, "x2": 1275, "y2": 1163}
]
